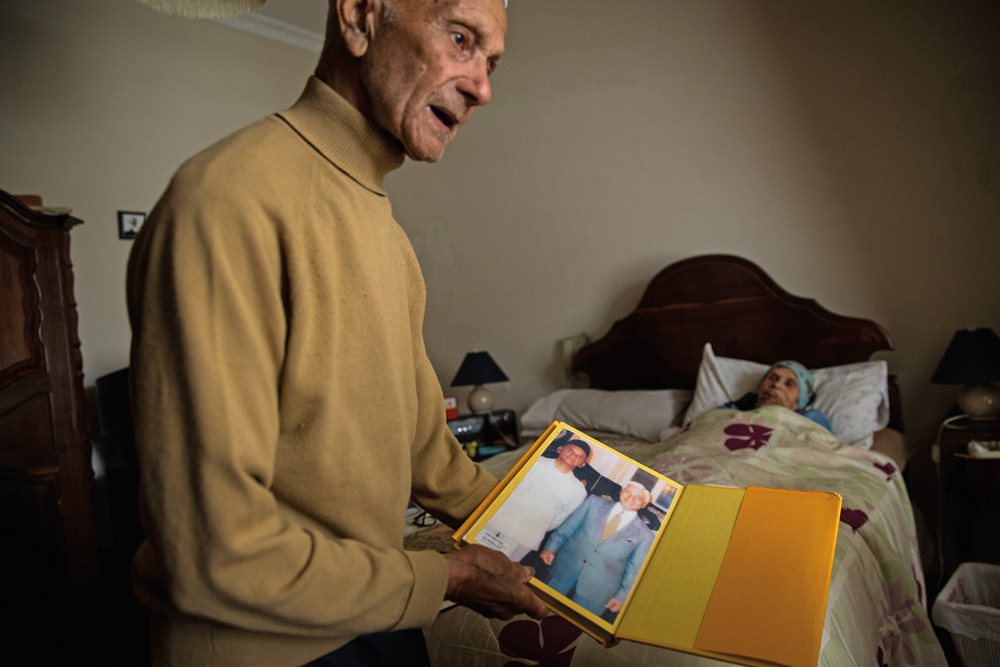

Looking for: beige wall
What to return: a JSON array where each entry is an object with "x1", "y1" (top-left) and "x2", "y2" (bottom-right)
[{"x1": 2, "y1": 0, "x2": 998, "y2": 460}]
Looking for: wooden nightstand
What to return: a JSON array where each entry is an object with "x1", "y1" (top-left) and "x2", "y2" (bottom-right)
[
  {"x1": 447, "y1": 409, "x2": 519, "y2": 461},
  {"x1": 937, "y1": 416, "x2": 1000, "y2": 581}
]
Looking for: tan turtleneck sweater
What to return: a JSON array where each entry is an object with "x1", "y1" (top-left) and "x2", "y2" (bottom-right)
[{"x1": 127, "y1": 77, "x2": 496, "y2": 666}]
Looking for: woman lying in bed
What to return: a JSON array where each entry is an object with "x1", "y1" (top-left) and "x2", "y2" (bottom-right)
[{"x1": 721, "y1": 360, "x2": 833, "y2": 433}]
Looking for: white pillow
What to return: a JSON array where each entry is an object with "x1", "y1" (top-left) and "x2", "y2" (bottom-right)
[
  {"x1": 811, "y1": 362, "x2": 890, "y2": 446},
  {"x1": 520, "y1": 388, "x2": 692, "y2": 443},
  {"x1": 683, "y1": 343, "x2": 889, "y2": 447}
]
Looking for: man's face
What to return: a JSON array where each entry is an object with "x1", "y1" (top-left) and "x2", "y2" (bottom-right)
[
  {"x1": 619, "y1": 484, "x2": 649, "y2": 512},
  {"x1": 757, "y1": 367, "x2": 800, "y2": 411},
  {"x1": 556, "y1": 444, "x2": 588, "y2": 468},
  {"x1": 362, "y1": 0, "x2": 507, "y2": 162}
]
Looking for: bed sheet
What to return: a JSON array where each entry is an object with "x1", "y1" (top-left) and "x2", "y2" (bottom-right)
[{"x1": 423, "y1": 407, "x2": 946, "y2": 666}]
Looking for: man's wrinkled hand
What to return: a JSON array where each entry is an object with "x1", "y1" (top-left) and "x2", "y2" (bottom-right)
[{"x1": 443, "y1": 545, "x2": 547, "y2": 620}]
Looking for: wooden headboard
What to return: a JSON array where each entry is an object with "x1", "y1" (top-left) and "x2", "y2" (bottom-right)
[{"x1": 572, "y1": 254, "x2": 903, "y2": 431}]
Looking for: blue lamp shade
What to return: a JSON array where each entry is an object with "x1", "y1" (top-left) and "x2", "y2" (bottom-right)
[
  {"x1": 932, "y1": 328, "x2": 1000, "y2": 419},
  {"x1": 451, "y1": 351, "x2": 508, "y2": 386},
  {"x1": 451, "y1": 351, "x2": 508, "y2": 414}
]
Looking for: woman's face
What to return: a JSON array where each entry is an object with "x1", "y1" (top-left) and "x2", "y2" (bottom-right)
[{"x1": 757, "y1": 367, "x2": 800, "y2": 411}]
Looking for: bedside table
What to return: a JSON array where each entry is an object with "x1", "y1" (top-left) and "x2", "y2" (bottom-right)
[
  {"x1": 937, "y1": 416, "x2": 1000, "y2": 581},
  {"x1": 447, "y1": 409, "x2": 519, "y2": 462}
]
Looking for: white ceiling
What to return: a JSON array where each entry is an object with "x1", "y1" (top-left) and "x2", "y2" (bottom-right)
[
  {"x1": 212, "y1": 0, "x2": 326, "y2": 52},
  {"x1": 256, "y1": 0, "x2": 326, "y2": 32}
]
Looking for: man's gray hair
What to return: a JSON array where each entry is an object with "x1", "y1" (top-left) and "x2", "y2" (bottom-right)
[
  {"x1": 622, "y1": 481, "x2": 651, "y2": 505},
  {"x1": 382, "y1": 0, "x2": 507, "y2": 17}
]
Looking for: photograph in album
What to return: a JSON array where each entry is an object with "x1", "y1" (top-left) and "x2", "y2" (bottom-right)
[{"x1": 457, "y1": 422, "x2": 683, "y2": 639}]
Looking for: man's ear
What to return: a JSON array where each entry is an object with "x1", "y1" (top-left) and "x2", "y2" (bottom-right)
[{"x1": 336, "y1": 0, "x2": 380, "y2": 57}]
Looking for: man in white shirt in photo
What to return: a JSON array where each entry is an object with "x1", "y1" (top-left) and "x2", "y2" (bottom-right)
[{"x1": 478, "y1": 435, "x2": 591, "y2": 562}]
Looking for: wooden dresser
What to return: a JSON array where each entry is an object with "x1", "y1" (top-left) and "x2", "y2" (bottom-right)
[{"x1": 0, "y1": 190, "x2": 99, "y2": 607}]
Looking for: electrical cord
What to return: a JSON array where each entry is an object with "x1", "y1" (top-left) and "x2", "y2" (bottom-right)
[{"x1": 933, "y1": 412, "x2": 968, "y2": 592}]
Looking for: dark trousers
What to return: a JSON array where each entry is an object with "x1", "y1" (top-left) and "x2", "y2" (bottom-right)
[{"x1": 302, "y1": 629, "x2": 429, "y2": 667}]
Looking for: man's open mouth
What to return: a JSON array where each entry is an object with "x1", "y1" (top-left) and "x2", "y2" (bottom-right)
[{"x1": 430, "y1": 106, "x2": 457, "y2": 130}]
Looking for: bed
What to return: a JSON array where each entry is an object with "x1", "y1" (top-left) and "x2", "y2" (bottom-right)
[{"x1": 421, "y1": 254, "x2": 946, "y2": 666}]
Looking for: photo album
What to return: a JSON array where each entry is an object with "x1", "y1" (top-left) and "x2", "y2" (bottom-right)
[{"x1": 454, "y1": 421, "x2": 843, "y2": 667}]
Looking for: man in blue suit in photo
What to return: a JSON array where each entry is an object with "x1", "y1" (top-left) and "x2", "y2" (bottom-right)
[{"x1": 539, "y1": 481, "x2": 655, "y2": 620}]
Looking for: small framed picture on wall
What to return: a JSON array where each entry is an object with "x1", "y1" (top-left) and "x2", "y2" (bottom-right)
[{"x1": 117, "y1": 211, "x2": 146, "y2": 239}]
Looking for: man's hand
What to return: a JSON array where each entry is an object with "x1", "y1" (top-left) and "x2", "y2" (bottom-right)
[
  {"x1": 605, "y1": 597, "x2": 623, "y2": 613},
  {"x1": 443, "y1": 545, "x2": 547, "y2": 620},
  {"x1": 538, "y1": 549, "x2": 555, "y2": 565}
]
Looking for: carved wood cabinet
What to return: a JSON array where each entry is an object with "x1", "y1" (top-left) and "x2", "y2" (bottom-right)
[{"x1": 0, "y1": 190, "x2": 99, "y2": 601}]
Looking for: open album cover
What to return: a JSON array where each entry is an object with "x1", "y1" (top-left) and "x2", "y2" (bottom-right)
[{"x1": 454, "y1": 421, "x2": 842, "y2": 667}]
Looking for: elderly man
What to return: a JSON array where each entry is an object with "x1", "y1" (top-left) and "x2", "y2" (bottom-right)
[
  {"x1": 539, "y1": 481, "x2": 655, "y2": 620},
  {"x1": 126, "y1": 1, "x2": 544, "y2": 665}
]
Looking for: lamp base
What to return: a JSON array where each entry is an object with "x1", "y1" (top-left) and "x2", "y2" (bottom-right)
[
  {"x1": 958, "y1": 383, "x2": 1000, "y2": 420},
  {"x1": 467, "y1": 385, "x2": 495, "y2": 414}
]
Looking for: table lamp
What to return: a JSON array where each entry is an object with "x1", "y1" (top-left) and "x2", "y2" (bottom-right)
[
  {"x1": 931, "y1": 328, "x2": 1000, "y2": 420},
  {"x1": 451, "y1": 351, "x2": 508, "y2": 414}
]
